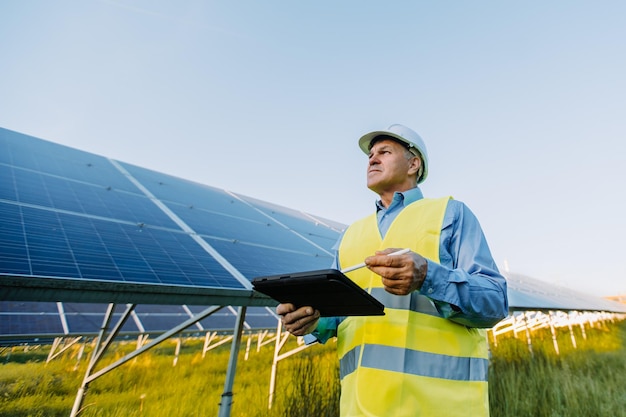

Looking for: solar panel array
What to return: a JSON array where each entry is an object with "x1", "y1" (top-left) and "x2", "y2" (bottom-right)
[
  {"x1": 1, "y1": 127, "x2": 624, "y2": 344},
  {"x1": 0, "y1": 127, "x2": 344, "y2": 306}
]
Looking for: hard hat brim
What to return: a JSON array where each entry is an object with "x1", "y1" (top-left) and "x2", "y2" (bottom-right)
[
  {"x1": 359, "y1": 131, "x2": 424, "y2": 162},
  {"x1": 358, "y1": 130, "x2": 417, "y2": 155}
]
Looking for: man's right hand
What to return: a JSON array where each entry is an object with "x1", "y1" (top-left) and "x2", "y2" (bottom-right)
[{"x1": 276, "y1": 303, "x2": 320, "y2": 336}]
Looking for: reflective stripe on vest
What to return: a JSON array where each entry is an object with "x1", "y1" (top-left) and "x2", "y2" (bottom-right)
[
  {"x1": 340, "y1": 344, "x2": 489, "y2": 381},
  {"x1": 336, "y1": 197, "x2": 489, "y2": 417},
  {"x1": 370, "y1": 288, "x2": 441, "y2": 318}
]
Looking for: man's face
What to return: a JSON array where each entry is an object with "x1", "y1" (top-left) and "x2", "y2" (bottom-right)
[{"x1": 367, "y1": 139, "x2": 419, "y2": 195}]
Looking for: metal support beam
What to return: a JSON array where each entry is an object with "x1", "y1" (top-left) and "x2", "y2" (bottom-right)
[
  {"x1": 269, "y1": 319, "x2": 285, "y2": 409},
  {"x1": 267, "y1": 321, "x2": 312, "y2": 409},
  {"x1": 86, "y1": 305, "x2": 223, "y2": 383},
  {"x1": 70, "y1": 304, "x2": 224, "y2": 417},
  {"x1": 70, "y1": 303, "x2": 122, "y2": 417},
  {"x1": 548, "y1": 310, "x2": 560, "y2": 355},
  {"x1": 218, "y1": 306, "x2": 247, "y2": 417},
  {"x1": 46, "y1": 336, "x2": 82, "y2": 363},
  {"x1": 567, "y1": 321, "x2": 577, "y2": 349},
  {"x1": 523, "y1": 312, "x2": 533, "y2": 356}
]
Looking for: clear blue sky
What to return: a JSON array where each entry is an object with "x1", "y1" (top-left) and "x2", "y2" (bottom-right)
[{"x1": 1, "y1": 1, "x2": 625, "y2": 297}]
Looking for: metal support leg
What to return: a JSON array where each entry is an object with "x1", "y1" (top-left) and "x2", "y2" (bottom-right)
[
  {"x1": 70, "y1": 303, "x2": 118, "y2": 417},
  {"x1": 218, "y1": 306, "x2": 247, "y2": 417}
]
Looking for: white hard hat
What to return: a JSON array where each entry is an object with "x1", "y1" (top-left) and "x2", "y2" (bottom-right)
[{"x1": 358, "y1": 124, "x2": 429, "y2": 184}]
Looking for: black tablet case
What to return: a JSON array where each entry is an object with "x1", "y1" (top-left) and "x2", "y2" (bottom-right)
[{"x1": 252, "y1": 269, "x2": 385, "y2": 317}]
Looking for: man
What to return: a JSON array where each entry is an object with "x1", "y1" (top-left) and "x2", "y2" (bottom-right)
[{"x1": 277, "y1": 124, "x2": 508, "y2": 417}]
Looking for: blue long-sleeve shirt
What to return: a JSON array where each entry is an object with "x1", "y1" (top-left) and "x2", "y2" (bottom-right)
[{"x1": 305, "y1": 187, "x2": 509, "y2": 344}]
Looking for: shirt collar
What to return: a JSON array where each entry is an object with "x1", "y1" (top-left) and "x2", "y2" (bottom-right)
[{"x1": 375, "y1": 187, "x2": 424, "y2": 212}]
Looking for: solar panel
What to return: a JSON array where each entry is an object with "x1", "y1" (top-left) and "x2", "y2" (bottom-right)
[
  {"x1": 0, "y1": 301, "x2": 279, "y2": 345},
  {"x1": 505, "y1": 272, "x2": 626, "y2": 313},
  {"x1": 0, "y1": 127, "x2": 342, "y2": 306},
  {"x1": 0, "y1": 301, "x2": 64, "y2": 337}
]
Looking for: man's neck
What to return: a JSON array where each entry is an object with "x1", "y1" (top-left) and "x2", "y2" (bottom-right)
[
  {"x1": 377, "y1": 186, "x2": 422, "y2": 208},
  {"x1": 378, "y1": 192, "x2": 396, "y2": 208},
  {"x1": 378, "y1": 187, "x2": 411, "y2": 208}
]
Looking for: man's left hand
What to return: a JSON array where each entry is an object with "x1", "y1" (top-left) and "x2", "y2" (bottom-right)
[{"x1": 364, "y1": 248, "x2": 428, "y2": 295}]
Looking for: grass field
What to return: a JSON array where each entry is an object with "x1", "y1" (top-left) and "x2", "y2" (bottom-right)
[
  {"x1": 489, "y1": 318, "x2": 626, "y2": 417},
  {"x1": 1, "y1": 318, "x2": 624, "y2": 417}
]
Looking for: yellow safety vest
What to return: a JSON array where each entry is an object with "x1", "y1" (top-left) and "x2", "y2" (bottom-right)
[{"x1": 337, "y1": 197, "x2": 489, "y2": 417}]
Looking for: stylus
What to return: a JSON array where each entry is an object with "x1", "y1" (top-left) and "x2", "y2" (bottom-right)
[{"x1": 340, "y1": 248, "x2": 411, "y2": 274}]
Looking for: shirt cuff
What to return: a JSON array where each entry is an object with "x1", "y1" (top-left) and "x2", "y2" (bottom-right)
[
  {"x1": 420, "y1": 259, "x2": 460, "y2": 318},
  {"x1": 303, "y1": 334, "x2": 319, "y2": 345},
  {"x1": 420, "y1": 259, "x2": 445, "y2": 297}
]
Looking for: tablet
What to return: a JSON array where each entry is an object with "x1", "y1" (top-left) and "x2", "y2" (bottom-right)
[{"x1": 252, "y1": 269, "x2": 385, "y2": 317}]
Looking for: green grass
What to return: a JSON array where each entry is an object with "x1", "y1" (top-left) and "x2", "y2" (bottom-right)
[
  {"x1": 489, "y1": 319, "x2": 626, "y2": 417},
  {"x1": 1, "y1": 319, "x2": 625, "y2": 417},
  {"x1": 0, "y1": 336, "x2": 339, "y2": 417}
]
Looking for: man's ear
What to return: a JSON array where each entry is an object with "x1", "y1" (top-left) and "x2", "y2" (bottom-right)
[{"x1": 408, "y1": 156, "x2": 421, "y2": 175}]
